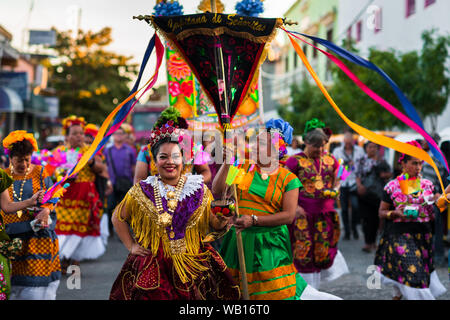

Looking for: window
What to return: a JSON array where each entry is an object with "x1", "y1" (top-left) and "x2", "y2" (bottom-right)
[
  {"x1": 313, "y1": 41, "x2": 318, "y2": 58},
  {"x1": 356, "y1": 21, "x2": 362, "y2": 42},
  {"x1": 406, "y1": 0, "x2": 416, "y2": 18},
  {"x1": 425, "y1": 0, "x2": 436, "y2": 8},
  {"x1": 285, "y1": 55, "x2": 289, "y2": 73},
  {"x1": 293, "y1": 50, "x2": 297, "y2": 69},
  {"x1": 374, "y1": 7, "x2": 382, "y2": 33},
  {"x1": 347, "y1": 26, "x2": 352, "y2": 42}
]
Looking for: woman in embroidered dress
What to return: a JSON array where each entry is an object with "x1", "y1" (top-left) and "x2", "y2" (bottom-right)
[
  {"x1": 285, "y1": 119, "x2": 349, "y2": 290},
  {"x1": 1, "y1": 131, "x2": 60, "y2": 300},
  {"x1": 375, "y1": 141, "x2": 447, "y2": 300},
  {"x1": 54, "y1": 116, "x2": 107, "y2": 273},
  {"x1": 214, "y1": 119, "x2": 341, "y2": 300},
  {"x1": 134, "y1": 107, "x2": 211, "y2": 184},
  {"x1": 109, "y1": 117, "x2": 240, "y2": 300}
]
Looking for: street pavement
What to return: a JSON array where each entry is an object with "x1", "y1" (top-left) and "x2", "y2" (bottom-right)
[{"x1": 56, "y1": 219, "x2": 450, "y2": 300}]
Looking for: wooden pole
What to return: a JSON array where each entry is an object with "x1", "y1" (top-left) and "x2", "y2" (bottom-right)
[
  {"x1": 210, "y1": 0, "x2": 250, "y2": 300},
  {"x1": 232, "y1": 184, "x2": 250, "y2": 300}
]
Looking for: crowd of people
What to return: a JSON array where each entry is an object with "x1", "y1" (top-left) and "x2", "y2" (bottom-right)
[{"x1": 0, "y1": 107, "x2": 449, "y2": 301}]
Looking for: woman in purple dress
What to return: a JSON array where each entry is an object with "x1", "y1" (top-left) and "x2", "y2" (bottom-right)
[{"x1": 285, "y1": 119, "x2": 349, "y2": 289}]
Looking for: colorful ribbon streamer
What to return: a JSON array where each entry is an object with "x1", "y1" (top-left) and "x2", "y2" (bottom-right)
[
  {"x1": 285, "y1": 29, "x2": 448, "y2": 174},
  {"x1": 42, "y1": 33, "x2": 165, "y2": 204},
  {"x1": 285, "y1": 32, "x2": 448, "y2": 196}
]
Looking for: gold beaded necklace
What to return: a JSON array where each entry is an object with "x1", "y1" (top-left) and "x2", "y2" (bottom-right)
[
  {"x1": 10, "y1": 165, "x2": 32, "y2": 218},
  {"x1": 153, "y1": 175, "x2": 186, "y2": 239}
]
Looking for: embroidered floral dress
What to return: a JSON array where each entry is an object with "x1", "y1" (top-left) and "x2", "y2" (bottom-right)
[
  {"x1": 0, "y1": 169, "x2": 22, "y2": 300},
  {"x1": 285, "y1": 152, "x2": 345, "y2": 276},
  {"x1": 2, "y1": 165, "x2": 61, "y2": 298},
  {"x1": 374, "y1": 177, "x2": 447, "y2": 298},
  {"x1": 109, "y1": 174, "x2": 240, "y2": 300}
]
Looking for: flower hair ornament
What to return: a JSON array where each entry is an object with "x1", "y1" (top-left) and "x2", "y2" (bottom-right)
[
  {"x1": 84, "y1": 123, "x2": 99, "y2": 138},
  {"x1": 266, "y1": 119, "x2": 293, "y2": 160},
  {"x1": 62, "y1": 115, "x2": 86, "y2": 136},
  {"x1": 3, "y1": 130, "x2": 39, "y2": 155},
  {"x1": 398, "y1": 140, "x2": 423, "y2": 164},
  {"x1": 149, "y1": 107, "x2": 189, "y2": 149}
]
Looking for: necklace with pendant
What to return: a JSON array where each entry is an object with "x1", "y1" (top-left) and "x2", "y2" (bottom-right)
[
  {"x1": 258, "y1": 166, "x2": 279, "y2": 181},
  {"x1": 154, "y1": 175, "x2": 186, "y2": 239},
  {"x1": 10, "y1": 165, "x2": 31, "y2": 218}
]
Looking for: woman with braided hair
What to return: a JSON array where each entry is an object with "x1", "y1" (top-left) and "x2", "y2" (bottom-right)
[{"x1": 285, "y1": 119, "x2": 349, "y2": 290}]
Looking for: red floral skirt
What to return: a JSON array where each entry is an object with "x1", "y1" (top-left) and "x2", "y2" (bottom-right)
[
  {"x1": 289, "y1": 211, "x2": 341, "y2": 273},
  {"x1": 109, "y1": 243, "x2": 241, "y2": 300}
]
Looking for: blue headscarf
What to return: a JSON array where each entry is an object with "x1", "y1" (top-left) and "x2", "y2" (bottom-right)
[{"x1": 265, "y1": 118, "x2": 294, "y2": 145}]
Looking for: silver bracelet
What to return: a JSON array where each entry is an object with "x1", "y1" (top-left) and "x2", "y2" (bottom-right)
[{"x1": 251, "y1": 214, "x2": 258, "y2": 226}]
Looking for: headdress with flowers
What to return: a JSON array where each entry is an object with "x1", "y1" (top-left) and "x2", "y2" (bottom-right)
[
  {"x1": 302, "y1": 118, "x2": 332, "y2": 141},
  {"x1": 265, "y1": 119, "x2": 293, "y2": 160},
  {"x1": 3, "y1": 130, "x2": 39, "y2": 155},
  {"x1": 149, "y1": 107, "x2": 189, "y2": 149},
  {"x1": 62, "y1": 115, "x2": 86, "y2": 136},
  {"x1": 398, "y1": 140, "x2": 423, "y2": 163},
  {"x1": 84, "y1": 123, "x2": 99, "y2": 138}
]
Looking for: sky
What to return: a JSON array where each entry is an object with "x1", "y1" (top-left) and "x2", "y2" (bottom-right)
[{"x1": 0, "y1": 0, "x2": 297, "y2": 90}]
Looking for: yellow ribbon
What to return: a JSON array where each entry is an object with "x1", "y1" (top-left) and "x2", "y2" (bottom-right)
[{"x1": 286, "y1": 33, "x2": 448, "y2": 198}]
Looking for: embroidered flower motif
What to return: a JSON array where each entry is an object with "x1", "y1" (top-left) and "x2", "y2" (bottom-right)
[
  {"x1": 296, "y1": 216, "x2": 308, "y2": 231},
  {"x1": 408, "y1": 265, "x2": 417, "y2": 274},
  {"x1": 0, "y1": 273, "x2": 3, "y2": 281},
  {"x1": 323, "y1": 155, "x2": 334, "y2": 166},
  {"x1": 314, "y1": 242, "x2": 329, "y2": 263},
  {"x1": 299, "y1": 158, "x2": 312, "y2": 168},
  {"x1": 0, "y1": 292, "x2": 6, "y2": 300},
  {"x1": 294, "y1": 240, "x2": 311, "y2": 260},
  {"x1": 168, "y1": 81, "x2": 181, "y2": 97},
  {"x1": 303, "y1": 180, "x2": 316, "y2": 194},
  {"x1": 394, "y1": 193, "x2": 407, "y2": 203},
  {"x1": 396, "y1": 245, "x2": 407, "y2": 256}
]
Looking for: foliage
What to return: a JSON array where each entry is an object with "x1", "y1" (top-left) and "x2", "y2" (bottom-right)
[{"x1": 48, "y1": 27, "x2": 138, "y2": 124}]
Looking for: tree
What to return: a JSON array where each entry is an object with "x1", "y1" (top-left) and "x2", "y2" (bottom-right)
[
  {"x1": 278, "y1": 29, "x2": 450, "y2": 134},
  {"x1": 47, "y1": 27, "x2": 138, "y2": 124}
]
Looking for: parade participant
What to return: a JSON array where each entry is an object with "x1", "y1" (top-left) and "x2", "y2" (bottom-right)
[
  {"x1": 333, "y1": 131, "x2": 365, "y2": 240},
  {"x1": 1, "y1": 131, "x2": 60, "y2": 300},
  {"x1": 84, "y1": 123, "x2": 111, "y2": 244},
  {"x1": 134, "y1": 107, "x2": 211, "y2": 185},
  {"x1": 55, "y1": 116, "x2": 107, "y2": 273},
  {"x1": 214, "y1": 119, "x2": 341, "y2": 300},
  {"x1": 285, "y1": 119, "x2": 349, "y2": 290},
  {"x1": 355, "y1": 141, "x2": 391, "y2": 253},
  {"x1": 109, "y1": 117, "x2": 240, "y2": 300},
  {"x1": 375, "y1": 141, "x2": 447, "y2": 300}
]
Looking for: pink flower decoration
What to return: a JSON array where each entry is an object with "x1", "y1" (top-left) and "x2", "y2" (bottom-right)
[
  {"x1": 0, "y1": 293, "x2": 6, "y2": 300},
  {"x1": 168, "y1": 81, "x2": 181, "y2": 97},
  {"x1": 395, "y1": 193, "x2": 407, "y2": 203},
  {"x1": 0, "y1": 273, "x2": 3, "y2": 281},
  {"x1": 422, "y1": 249, "x2": 429, "y2": 259},
  {"x1": 396, "y1": 245, "x2": 406, "y2": 256}
]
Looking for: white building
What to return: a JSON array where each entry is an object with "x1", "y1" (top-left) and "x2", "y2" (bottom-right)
[{"x1": 337, "y1": 0, "x2": 450, "y2": 133}]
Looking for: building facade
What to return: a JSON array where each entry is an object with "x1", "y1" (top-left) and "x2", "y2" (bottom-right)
[{"x1": 337, "y1": 0, "x2": 450, "y2": 132}]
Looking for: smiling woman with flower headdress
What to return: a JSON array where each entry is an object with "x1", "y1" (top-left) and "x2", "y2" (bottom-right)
[
  {"x1": 285, "y1": 118, "x2": 349, "y2": 290},
  {"x1": 375, "y1": 140, "x2": 447, "y2": 300},
  {"x1": 109, "y1": 116, "x2": 239, "y2": 300},
  {"x1": 1, "y1": 130, "x2": 59, "y2": 300}
]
